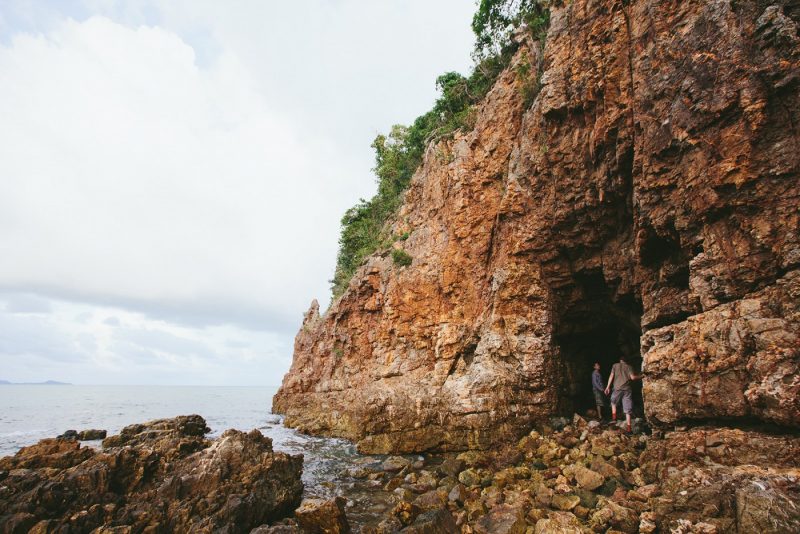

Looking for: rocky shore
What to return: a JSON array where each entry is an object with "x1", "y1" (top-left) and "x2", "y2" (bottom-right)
[
  {"x1": 1, "y1": 414, "x2": 798, "y2": 532},
  {"x1": 0, "y1": 415, "x2": 303, "y2": 533}
]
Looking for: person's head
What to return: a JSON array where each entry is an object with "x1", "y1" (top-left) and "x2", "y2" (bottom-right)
[
  {"x1": 619, "y1": 355, "x2": 627, "y2": 363},
  {"x1": 593, "y1": 362, "x2": 600, "y2": 370}
]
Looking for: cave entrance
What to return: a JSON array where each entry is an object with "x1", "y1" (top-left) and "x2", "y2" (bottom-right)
[{"x1": 553, "y1": 270, "x2": 644, "y2": 417}]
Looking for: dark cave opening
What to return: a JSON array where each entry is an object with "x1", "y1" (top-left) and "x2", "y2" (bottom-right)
[{"x1": 553, "y1": 270, "x2": 644, "y2": 417}]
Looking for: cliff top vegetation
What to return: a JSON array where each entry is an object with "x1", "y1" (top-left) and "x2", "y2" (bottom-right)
[{"x1": 330, "y1": 0, "x2": 550, "y2": 298}]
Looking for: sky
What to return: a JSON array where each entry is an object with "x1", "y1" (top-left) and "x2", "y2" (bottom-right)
[{"x1": 0, "y1": 1, "x2": 476, "y2": 385}]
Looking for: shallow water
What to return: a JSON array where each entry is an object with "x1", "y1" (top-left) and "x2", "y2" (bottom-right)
[{"x1": 0, "y1": 385, "x2": 398, "y2": 529}]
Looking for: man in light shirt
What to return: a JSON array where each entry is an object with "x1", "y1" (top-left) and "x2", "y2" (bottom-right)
[{"x1": 605, "y1": 356, "x2": 642, "y2": 432}]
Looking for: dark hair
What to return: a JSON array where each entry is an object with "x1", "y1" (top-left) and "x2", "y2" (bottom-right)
[{"x1": 619, "y1": 355, "x2": 627, "y2": 362}]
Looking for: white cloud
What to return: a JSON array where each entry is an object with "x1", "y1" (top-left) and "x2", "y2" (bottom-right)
[{"x1": 0, "y1": 1, "x2": 475, "y2": 384}]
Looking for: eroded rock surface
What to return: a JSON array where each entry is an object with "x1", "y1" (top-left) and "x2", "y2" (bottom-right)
[
  {"x1": 274, "y1": 0, "x2": 800, "y2": 454},
  {"x1": 0, "y1": 415, "x2": 303, "y2": 533}
]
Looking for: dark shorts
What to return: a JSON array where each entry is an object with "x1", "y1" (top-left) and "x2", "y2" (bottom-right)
[
  {"x1": 610, "y1": 388, "x2": 633, "y2": 414},
  {"x1": 593, "y1": 389, "x2": 607, "y2": 407}
]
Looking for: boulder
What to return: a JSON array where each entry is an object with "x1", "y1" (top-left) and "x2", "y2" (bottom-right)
[{"x1": 294, "y1": 497, "x2": 350, "y2": 534}]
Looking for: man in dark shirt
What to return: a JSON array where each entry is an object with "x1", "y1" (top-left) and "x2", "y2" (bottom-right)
[
  {"x1": 605, "y1": 356, "x2": 642, "y2": 432},
  {"x1": 591, "y1": 362, "x2": 607, "y2": 420}
]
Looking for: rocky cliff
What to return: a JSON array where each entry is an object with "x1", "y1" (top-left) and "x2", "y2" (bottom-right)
[{"x1": 274, "y1": 0, "x2": 799, "y2": 456}]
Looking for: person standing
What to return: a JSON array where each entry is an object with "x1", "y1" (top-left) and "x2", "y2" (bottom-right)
[
  {"x1": 605, "y1": 356, "x2": 642, "y2": 432},
  {"x1": 591, "y1": 362, "x2": 607, "y2": 420}
]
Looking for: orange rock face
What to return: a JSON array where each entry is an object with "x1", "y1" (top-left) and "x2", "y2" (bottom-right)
[{"x1": 274, "y1": 0, "x2": 800, "y2": 454}]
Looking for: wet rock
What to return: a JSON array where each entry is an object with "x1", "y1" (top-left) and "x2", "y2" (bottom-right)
[
  {"x1": 295, "y1": 497, "x2": 351, "y2": 534},
  {"x1": 57, "y1": 430, "x2": 79, "y2": 440},
  {"x1": 77, "y1": 429, "x2": 107, "y2": 441},
  {"x1": 473, "y1": 504, "x2": 525, "y2": 534}
]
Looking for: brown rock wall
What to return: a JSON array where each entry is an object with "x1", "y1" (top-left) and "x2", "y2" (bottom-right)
[{"x1": 274, "y1": 0, "x2": 800, "y2": 453}]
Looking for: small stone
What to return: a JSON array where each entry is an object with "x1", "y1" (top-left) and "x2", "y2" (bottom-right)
[
  {"x1": 437, "y1": 457, "x2": 465, "y2": 478},
  {"x1": 448, "y1": 483, "x2": 468, "y2": 504},
  {"x1": 534, "y1": 511, "x2": 583, "y2": 534},
  {"x1": 473, "y1": 504, "x2": 525, "y2": 534},
  {"x1": 552, "y1": 494, "x2": 581, "y2": 511},
  {"x1": 456, "y1": 450, "x2": 487, "y2": 467},
  {"x1": 574, "y1": 466, "x2": 605, "y2": 491},
  {"x1": 402, "y1": 509, "x2": 458, "y2": 534},
  {"x1": 458, "y1": 467, "x2": 486, "y2": 488},
  {"x1": 413, "y1": 489, "x2": 447, "y2": 511},
  {"x1": 391, "y1": 500, "x2": 421, "y2": 526},
  {"x1": 382, "y1": 456, "x2": 411, "y2": 472}
]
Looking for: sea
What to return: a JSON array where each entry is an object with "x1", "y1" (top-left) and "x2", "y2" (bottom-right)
[{"x1": 0, "y1": 385, "x2": 399, "y2": 526}]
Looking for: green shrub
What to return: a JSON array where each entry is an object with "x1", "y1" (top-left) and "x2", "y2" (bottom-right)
[
  {"x1": 330, "y1": 1, "x2": 551, "y2": 299},
  {"x1": 392, "y1": 249, "x2": 413, "y2": 267}
]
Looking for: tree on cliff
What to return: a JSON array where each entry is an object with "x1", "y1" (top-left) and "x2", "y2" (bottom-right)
[{"x1": 330, "y1": 0, "x2": 551, "y2": 298}]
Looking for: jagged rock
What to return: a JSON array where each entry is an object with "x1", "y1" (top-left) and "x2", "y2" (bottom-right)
[
  {"x1": 77, "y1": 429, "x2": 107, "y2": 440},
  {"x1": 57, "y1": 430, "x2": 79, "y2": 440},
  {"x1": 568, "y1": 465, "x2": 605, "y2": 491},
  {"x1": 472, "y1": 504, "x2": 525, "y2": 534},
  {"x1": 437, "y1": 457, "x2": 464, "y2": 478},
  {"x1": 534, "y1": 511, "x2": 586, "y2": 534},
  {"x1": 447, "y1": 483, "x2": 468, "y2": 504},
  {"x1": 412, "y1": 489, "x2": 447, "y2": 512},
  {"x1": 294, "y1": 497, "x2": 350, "y2": 534},
  {"x1": 382, "y1": 456, "x2": 412, "y2": 472},
  {"x1": 552, "y1": 494, "x2": 581, "y2": 511},
  {"x1": 401, "y1": 508, "x2": 457, "y2": 534},
  {"x1": 589, "y1": 498, "x2": 639, "y2": 534},
  {"x1": 392, "y1": 501, "x2": 421, "y2": 526},
  {"x1": 0, "y1": 416, "x2": 303, "y2": 533}
]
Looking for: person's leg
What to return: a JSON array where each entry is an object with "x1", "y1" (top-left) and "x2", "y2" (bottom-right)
[
  {"x1": 594, "y1": 390, "x2": 604, "y2": 420},
  {"x1": 623, "y1": 391, "x2": 633, "y2": 431},
  {"x1": 610, "y1": 390, "x2": 620, "y2": 421}
]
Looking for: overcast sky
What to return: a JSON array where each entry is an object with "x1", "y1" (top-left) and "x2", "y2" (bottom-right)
[{"x1": 0, "y1": 1, "x2": 475, "y2": 385}]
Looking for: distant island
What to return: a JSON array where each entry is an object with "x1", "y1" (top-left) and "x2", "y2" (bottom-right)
[{"x1": 0, "y1": 380, "x2": 71, "y2": 385}]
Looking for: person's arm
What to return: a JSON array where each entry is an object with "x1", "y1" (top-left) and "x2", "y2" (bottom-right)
[{"x1": 605, "y1": 370, "x2": 614, "y2": 395}]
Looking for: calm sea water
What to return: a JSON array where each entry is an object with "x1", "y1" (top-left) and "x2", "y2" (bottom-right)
[{"x1": 0, "y1": 384, "x2": 398, "y2": 525}]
